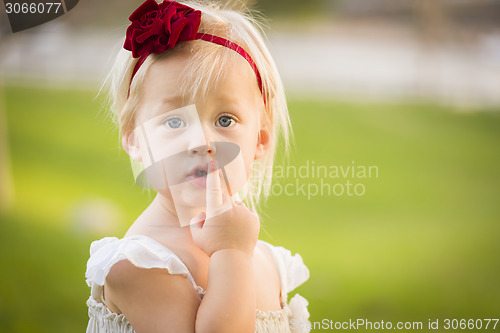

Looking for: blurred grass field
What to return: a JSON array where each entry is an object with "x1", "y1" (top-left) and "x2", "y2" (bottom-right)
[{"x1": 1, "y1": 84, "x2": 499, "y2": 332}]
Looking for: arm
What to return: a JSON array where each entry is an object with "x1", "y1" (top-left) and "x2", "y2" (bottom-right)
[
  {"x1": 190, "y1": 163, "x2": 260, "y2": 333},
  {"x1": 195, "y1": 249, "x2": 255, "y2": 333},
  {"x1": 104, "y1": 259, "x2": 200, "y2": 333}
]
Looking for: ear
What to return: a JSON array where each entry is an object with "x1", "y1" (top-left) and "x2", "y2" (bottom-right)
[
  {"x1": 122, "y1": 130, "x2": 143, "y2": 162},
  {"x1": 254, "y1": 127, "x2": 271, "y2": 160}
]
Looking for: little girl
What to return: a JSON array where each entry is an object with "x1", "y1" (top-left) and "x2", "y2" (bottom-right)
[{"x1": 85, "y1": 1, "x2": 310, "y2": 332}]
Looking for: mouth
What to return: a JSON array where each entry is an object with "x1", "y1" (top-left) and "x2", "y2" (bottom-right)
[{"x1": 186, "y1": 164, "x2": 209, "y2": 189}]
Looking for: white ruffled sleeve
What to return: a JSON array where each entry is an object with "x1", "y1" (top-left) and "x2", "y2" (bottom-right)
[
  {"x1": 85, "y1": 236, "x2": 195, "y2": 302},
  {"x1": 258, "y1": 240, "x2": 311, "y2": 333}
]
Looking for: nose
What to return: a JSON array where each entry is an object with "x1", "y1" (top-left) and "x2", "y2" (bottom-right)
[{"x1": 188, "y1": 142, "x2": 216, "y2": 156}]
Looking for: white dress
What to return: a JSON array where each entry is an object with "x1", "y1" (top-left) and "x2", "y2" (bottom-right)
[{"x1": 85, "y1": 235, "x2": 311, "y2": 333}]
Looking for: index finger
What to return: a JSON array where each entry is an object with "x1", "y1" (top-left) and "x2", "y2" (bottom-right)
[{"x1": 206, "y1": 154, "x2": 223, "y2": 214}]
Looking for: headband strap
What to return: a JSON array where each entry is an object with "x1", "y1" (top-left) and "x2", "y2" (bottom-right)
[
  {"x1": 130, "y1": 33, "x2": 264, "y2": 98},
  {"x1": 124, "y1": 0, "x2": 265, "y2": 104},
  {"x1": 195, "y1": 33, "x2": 263, "y2": 97}
]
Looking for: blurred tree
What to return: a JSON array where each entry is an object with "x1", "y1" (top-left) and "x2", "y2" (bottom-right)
[
  {"x1": 0, "y1": 21, "x2": 15, "y2": 212},
  {"x1": 59, "y1": 0, "x2": 329, "y2": 29},
  {"x1": 413, "y1": 0, "x2": 450, "y2": 45},
  {"x1": 252, "y1": 0, "x2": 326, "y2": 17}
]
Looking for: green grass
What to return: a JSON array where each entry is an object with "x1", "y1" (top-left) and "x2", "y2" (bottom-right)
[{"x1": 1, "y1": 84, "x2": 499, "y2": 332}]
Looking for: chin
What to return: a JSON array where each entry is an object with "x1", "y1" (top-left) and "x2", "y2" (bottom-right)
[{"x1": 178, "y1": 189, "x2": 206, "y2": 208}]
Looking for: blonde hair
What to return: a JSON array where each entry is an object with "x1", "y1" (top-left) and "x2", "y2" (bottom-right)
[{"x1": 102, "y1": 0, "x2": 291, "y2": 210}]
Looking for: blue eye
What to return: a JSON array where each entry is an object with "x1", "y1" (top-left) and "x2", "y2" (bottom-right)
[
  {"x1": 216, "y1": 115, "x2": 235, "y2": 128},
  {"x1": 165, "y1": 117, "x2": 185, "y2": 129}
]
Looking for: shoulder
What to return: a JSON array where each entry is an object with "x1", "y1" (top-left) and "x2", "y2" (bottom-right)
[
  {"x1": 104, "y1": 258, "x2": 200, "y2": 311},
  {"x1": 257, "y1": 240, "x2": 310, "y2": 294},
  {"x1": 104, "y1": 254, "x2": 197, "y2": 293},
  {"x1": 105, "y1": 258, "x2": 193, "y2": 291},
  {"x1": 85, "y1": 235, "x2": 192, "y2": 287},
  {"x1": 104, "y1": 258, "x2": 199, "y2": 303},
  {"x1": 257, "y1": 241, "x2": 312, "y2": 330}
]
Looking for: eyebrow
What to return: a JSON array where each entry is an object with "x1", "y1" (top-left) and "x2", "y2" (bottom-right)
[
  {"x1": 213, "y1": 91, "x2": 240, "y2": 102},
  {"x1": 160, "y1": 96, "x2": 184, "y2": 105},
  {"x1": 147, "y1": 96, "x2": 185, "y2": 117},
  {"x1": 207, "y1": 92, "x2": 251, "y2": 108}
]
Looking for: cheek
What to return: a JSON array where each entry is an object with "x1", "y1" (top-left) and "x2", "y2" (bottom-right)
[
  {"x1": 142, "y1": 130, "x2": 196, "y2": 164},
  {"x1": 212, "y1": 129, "x2": 258, "y2": 194},
  {"x1": 235, "y1": 130, "x2": 259, "y2": 178}
]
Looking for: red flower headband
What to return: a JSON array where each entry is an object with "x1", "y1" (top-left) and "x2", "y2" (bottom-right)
[{"x1": 124, "y1": 0, "x2": 265, "y2": 103}]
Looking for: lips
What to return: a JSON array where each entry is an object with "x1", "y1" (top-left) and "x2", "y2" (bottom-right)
[{"x1": 186, "y1": 164, "x2": 209, "y2": 188}]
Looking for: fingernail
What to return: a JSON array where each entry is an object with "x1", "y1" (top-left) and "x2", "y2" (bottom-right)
[{"x1": 190, "y1": 212, "x2": 206, "y2": 224}]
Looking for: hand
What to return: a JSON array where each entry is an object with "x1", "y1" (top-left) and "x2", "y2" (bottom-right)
[{"x1": 190, "y1": 162, "x2": 260, "y2": 257}]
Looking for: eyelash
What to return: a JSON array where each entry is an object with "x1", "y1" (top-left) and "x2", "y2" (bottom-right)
[
  {"x1": 164, "y1": 116, "x2": 186, "y2": 129},
  {"x1": 215, "y1": 113, "x2": 238, "y2": 127},
  {"x1": 162, "y1": 113, "x2": 239, "y2": 129}
]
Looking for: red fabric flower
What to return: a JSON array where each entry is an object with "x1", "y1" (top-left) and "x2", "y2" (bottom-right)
[{"x1": 124, "y1": 0, "x2": 201, "y2": 58}]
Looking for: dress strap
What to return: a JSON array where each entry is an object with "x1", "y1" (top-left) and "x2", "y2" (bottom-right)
[{"x1": 100, "y1": 290, "x2": 108, "y2": 307}]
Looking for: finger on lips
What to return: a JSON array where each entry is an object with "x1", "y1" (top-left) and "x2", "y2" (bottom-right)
[{"x1": 206, "y1": 157, "x2": 223, "y2": 211}]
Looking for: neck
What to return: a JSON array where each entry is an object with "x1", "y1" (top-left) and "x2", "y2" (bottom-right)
[
  {"x1": 150, "y1": 194, "x2": 180, "y2": 228},
  {"x1": 152, "y1": 193, "x2": 205, "y2": 228}
]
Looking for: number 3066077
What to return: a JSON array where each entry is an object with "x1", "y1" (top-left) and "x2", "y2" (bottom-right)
[
  {"x1": 5, "y1": 2, "x2": 62, "y2": 14},
  {"x1": 443, "y1": 319, "x2": 499, "y2": 330}
]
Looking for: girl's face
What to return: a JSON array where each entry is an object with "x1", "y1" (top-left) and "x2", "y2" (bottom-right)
[{"x1": 123, "y1": 51, "x2": 270, "y2": 219}]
